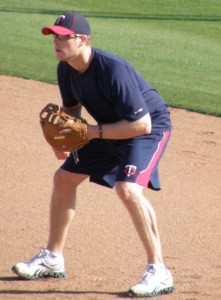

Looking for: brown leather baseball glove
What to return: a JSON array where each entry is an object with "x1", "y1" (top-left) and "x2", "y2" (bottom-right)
[{"x1": 40, "y1": 103, "x2": 88, "y2": 163}]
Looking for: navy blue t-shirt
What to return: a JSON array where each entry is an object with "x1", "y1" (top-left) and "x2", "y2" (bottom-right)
[{"x1": 57, "y1": 48, "x2": 171, "y2": 130}]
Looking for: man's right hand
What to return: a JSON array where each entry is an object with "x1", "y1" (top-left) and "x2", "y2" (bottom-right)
[{"x1": 52, "y1": 148, "x2": 70, "y2": 160}]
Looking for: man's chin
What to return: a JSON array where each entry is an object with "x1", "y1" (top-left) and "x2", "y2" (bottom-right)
[{"x1": 55, "y1": 52, "x2": 66, "y2": 61}]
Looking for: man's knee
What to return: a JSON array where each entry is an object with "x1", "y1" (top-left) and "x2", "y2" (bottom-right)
[
  {"x1": 115, "y1": 182, "x2": 142, "y2": 203},
  {"x1": 53, "y1": 168, "x2": 86, "y2": 190},
  {"x1": 53, "y1": 168, "x2": 68, "y2": 189}
]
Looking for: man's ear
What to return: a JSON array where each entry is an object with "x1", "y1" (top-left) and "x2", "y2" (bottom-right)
[{"x1": 80, "y1": 35, "x2": 86, "y2": 43}]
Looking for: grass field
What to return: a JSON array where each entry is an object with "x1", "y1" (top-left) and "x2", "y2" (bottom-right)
[{"x1": 0, "y1": 0, "x2": 220, "y2": 116}]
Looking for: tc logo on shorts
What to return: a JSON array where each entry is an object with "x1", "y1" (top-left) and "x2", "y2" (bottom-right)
[
  {"x1": 55, "y1": 15, "x2": 65, "y2": 25},
  {"x1": 124, "y1": 165, "x2": 137, "y2": 177}
]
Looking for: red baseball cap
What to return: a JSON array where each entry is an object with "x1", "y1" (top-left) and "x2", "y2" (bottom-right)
[{"x1": 42, "y1": 11, "x2": 91, "y2": 36}]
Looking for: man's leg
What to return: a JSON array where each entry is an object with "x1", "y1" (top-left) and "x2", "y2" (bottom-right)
[
  {"x1": 12, "y1": 168, "x2": 88, "y2": 279},
  {"x1": 115, "y1": 181, "x2": 174, "y2": 297},
  {"x1": 115, "y1": 181, "x2": 162, "y2": 264},
  {"x1": 47, "y1": 168, "x2": 88, "y2": 253}
]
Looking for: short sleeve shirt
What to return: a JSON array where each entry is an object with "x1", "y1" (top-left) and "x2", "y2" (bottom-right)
[{"x1": 57, "y1": 48, "x2": 171, "y2": 129}]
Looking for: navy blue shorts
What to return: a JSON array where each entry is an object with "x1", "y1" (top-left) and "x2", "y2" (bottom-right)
[{"x1": 61, "y1": 130, "x2": 171, "y2": 190}]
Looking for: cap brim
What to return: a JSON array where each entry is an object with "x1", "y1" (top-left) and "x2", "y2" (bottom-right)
[{"x1": 42, "y1": 26, "x2": 74, "y2": 35}]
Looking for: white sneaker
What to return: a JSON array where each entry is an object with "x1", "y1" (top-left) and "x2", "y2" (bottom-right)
[
  {"x1": 12, "y1": 248, "x2": 66, "y2": 280},
  {"x1": 129, "y1": 264, "x2": 174, "y2": 297}
]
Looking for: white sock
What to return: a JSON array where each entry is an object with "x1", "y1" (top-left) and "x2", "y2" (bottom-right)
[
  {"x1": 147, "y1": 263, "x2": 165, "y2": 272},
  {"x1": 48, "y1": 250, "x2": 63, "y2": 257}
]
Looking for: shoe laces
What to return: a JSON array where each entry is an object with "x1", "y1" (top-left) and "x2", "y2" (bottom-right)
[
  {"x1": 139, "y1": 269, "x2": 156, "y2": 285},
  {"x1": 27, "y1": 248, "x2": 49, "y2": 267}
]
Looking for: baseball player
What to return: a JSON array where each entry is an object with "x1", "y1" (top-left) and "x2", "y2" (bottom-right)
[{"x1": 12, "y1": 11, "x2": 174, "y2": 297}]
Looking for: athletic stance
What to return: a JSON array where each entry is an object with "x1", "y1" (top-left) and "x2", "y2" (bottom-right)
[{"x1": 12, "y1": 11, "x2": 174, "y2": 297}]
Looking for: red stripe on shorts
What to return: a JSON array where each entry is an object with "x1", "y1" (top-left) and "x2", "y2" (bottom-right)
[{"x1": 135, "y1": 131, "x2": 170, "y2": 186}]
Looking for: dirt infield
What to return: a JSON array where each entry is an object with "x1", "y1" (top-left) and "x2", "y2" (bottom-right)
[{"x1": 0, "y1": 75, "x2": 220, "y2": 300}]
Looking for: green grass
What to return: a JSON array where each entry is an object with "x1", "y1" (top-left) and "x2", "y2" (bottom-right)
[{"x1": 0, "y1": 0, "x2": 221, "y2": 116}]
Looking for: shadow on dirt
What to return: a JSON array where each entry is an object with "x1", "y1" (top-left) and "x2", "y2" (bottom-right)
[{"x1": 0, "y1": 277, "x2": 131, "y2": 298}]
